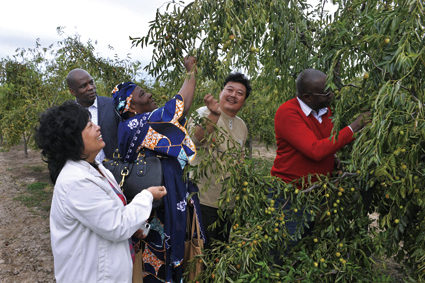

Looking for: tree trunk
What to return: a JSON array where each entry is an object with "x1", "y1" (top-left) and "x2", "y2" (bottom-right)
[{"x1": 23, "y1": 133, "x2": 28, "y2": 158}]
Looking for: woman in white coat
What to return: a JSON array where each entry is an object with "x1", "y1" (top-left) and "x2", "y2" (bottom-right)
[{"x1": 35, "y1": 101, "x2": 166, "y2": 282}]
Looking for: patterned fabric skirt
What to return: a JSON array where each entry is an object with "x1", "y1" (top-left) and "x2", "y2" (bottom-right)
[{"x1": 141, "y1": 157, "x2": 186, "y2": 282}]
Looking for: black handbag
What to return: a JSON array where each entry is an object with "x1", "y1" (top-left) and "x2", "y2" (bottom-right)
[{"x1": 103, "y1": 150, "x2": 163, "y2": 206}]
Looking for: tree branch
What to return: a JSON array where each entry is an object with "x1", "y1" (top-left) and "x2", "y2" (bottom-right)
[
  {"x1": 362, "y1": 51, "x2": 384, "y2": 72},
  {"x1": 400, "y1": 84, "x2": 423, "y2": 105},
  {"x1": 342, "y1": 83, "x2": 361, "y2": 89},
  {"x1": 301, "y1": 172, "x2": 358, "y2": 193}
]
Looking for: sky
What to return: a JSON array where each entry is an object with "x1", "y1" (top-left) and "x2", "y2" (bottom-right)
[
  {"x1": 0, "y1": 0, "x2": 336, "y2": 76},
  {"x1": 0, "y1": 0, "x2": 174, "y2": 69}
]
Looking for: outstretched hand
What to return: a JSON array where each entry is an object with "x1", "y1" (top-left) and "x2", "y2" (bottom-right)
[
  {"x1": 350, "y1": 111, "x2": 372, "y2": 133},
  {"x1": 204, "y1": 94, "x2": 221, "y2": 116},
  {"x1": 147, "y1": 186, "x2": 167, "y2": 200},
  {"x1": 184, "y1": 56, "x2": 197, "y2": 73}
]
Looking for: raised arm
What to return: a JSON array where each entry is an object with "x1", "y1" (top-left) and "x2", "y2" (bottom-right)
[
  {"x1": 178, "y1": 56, "x2": 197, "y2": 115},
  {"x1": 193, "y1": 94, "x2": 221, "y2": 144}
]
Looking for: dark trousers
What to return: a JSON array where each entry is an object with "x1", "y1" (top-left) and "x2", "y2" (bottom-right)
[{"x1": 200, "y1": 204, "x2": 230, "y2": 250}]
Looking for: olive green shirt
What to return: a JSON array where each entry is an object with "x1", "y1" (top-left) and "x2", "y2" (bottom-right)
[{"x1": 189, "y1": 106, "x2": 247, "y2": 208}]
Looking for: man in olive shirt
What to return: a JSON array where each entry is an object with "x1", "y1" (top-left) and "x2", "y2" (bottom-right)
[{"x1": 189, "y1": 72, "x2": 251, "y2": 248}]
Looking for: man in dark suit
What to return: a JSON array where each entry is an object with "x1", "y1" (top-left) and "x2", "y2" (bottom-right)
[{"x1": 66, "y1": 69, "x2": 120, "y2": 162}]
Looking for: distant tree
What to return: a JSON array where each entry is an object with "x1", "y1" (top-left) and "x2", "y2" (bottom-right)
[
  {"x1": 0, "y1": 31, "x2": 143, "y2": 156},
  {"x1": 0, "y1": 59, "x2": 52, "y2": 157}
]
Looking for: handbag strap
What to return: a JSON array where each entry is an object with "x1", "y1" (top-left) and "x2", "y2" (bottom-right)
[
  {"x1": 186, "y1": 210, "x2": 191, "y2": 234},
  {"x1": 190, "y1": 209, "x2": 201, "y2": 241}
]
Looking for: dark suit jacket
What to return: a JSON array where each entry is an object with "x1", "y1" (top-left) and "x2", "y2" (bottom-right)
[{"x1": 97, "y1": 95, "x2": 120, "y2": 159}]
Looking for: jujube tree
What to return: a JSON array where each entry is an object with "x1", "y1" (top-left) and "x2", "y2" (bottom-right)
[{"x1": 133, "y1": 0, "x2": 424, "y2": 281}]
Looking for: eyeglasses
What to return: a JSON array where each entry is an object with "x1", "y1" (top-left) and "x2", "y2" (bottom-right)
[{"x1": 307, "y1": 91, "x2": 333, "y2": 97}]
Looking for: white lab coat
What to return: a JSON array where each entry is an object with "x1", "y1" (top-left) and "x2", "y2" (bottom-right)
[{"x1": 50, "y1": 159, "x2": 153, "y2": 283}]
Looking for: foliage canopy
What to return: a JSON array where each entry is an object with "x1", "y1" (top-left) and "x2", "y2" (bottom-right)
[{"x1": 132, "y1": 0, "x2": 424, "y2": 281}]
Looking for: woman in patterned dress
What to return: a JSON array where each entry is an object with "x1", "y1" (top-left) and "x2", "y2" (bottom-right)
[{"x1": 112, "y1": 56, "x2": 203, "y2": 282}]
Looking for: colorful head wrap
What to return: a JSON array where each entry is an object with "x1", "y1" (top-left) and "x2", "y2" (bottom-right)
[{"x1": 111, "y1": 82, "x2": 137, "y2": 116}]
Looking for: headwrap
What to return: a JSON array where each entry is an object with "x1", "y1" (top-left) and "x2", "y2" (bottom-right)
[{"x1": 111, "y1": 82, "x2": 137, "y2": 116}]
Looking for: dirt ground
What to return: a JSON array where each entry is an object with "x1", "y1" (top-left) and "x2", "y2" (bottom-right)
[
  {"x1": 0, "y1": 146, "x2": 54, "y2": 283},
  {"x1": 251, "y1": 140, "x2": 276, "y2": 161}
]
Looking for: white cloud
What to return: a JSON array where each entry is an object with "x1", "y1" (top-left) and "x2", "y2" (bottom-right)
[{"x1": 0, "y1": 0, "x2": 166, "y2": 64}]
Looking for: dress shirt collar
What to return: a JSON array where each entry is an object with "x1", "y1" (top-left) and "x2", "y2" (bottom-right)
[
  {"x1": 296, "y1": 97, "x2": 328, "y2": 123},
  {"x1": 75, "y1": 96, "x2": 98, "y2": 109},
  {"x1": 88, "y1": 97, "x2": 98, "y2": 110}
]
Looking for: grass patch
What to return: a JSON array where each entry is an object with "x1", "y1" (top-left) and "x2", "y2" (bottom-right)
[
  {"x1": 251, "y1": 157, "x2": 273, "y2": 175},
  {"x1": 14, "y1": 181, "x2": 52, "y2": 212},
  {"x1": 25, "y1": 165, "x2": 46, "y2": 173}
]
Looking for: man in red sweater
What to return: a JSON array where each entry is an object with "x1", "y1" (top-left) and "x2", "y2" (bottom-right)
[
  {"x1": 270, "y1": 69, "x2": 370, "y2": 256},
  {"x1": 271, "y1": 69, "x2": 369, "y2": 183}
]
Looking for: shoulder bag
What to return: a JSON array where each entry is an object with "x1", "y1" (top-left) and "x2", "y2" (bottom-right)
[
  {"x1": 184, "y1": 209, "x2": 204, "y2": 280},
  {"x1": 103, "y1": 149, "x2": 163, "y2": 206}
]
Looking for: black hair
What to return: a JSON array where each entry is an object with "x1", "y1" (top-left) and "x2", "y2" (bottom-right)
[
  {"x1": 296, "y1": 69, "x2": 326, "y2": 97},
  {"x1": 223, "y1": 72, "x2": 252, "y2": 98},
  {"x1": 35, "y1": 100, "x2": 90, "y2": 184}
]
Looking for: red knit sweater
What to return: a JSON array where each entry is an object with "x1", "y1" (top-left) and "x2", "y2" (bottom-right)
[{"x1": 271, "y1": 98, "x2": 354, "y2": 183}]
